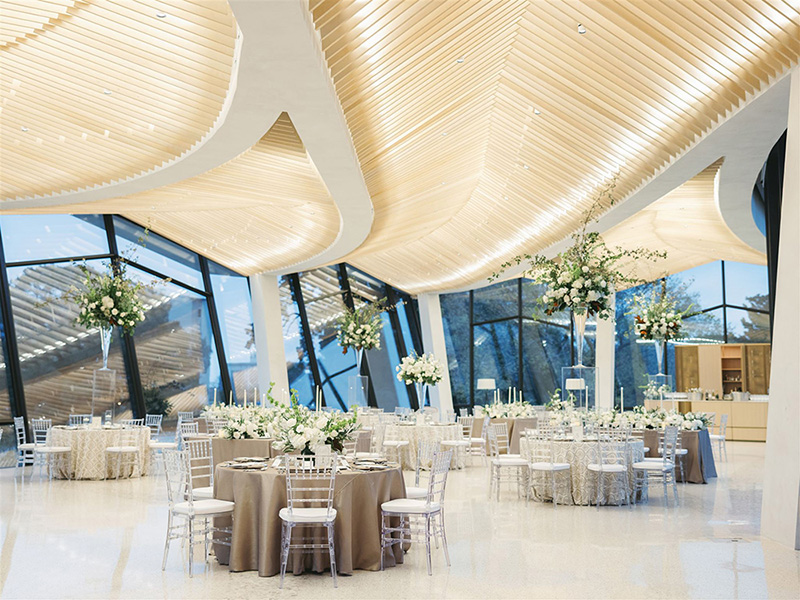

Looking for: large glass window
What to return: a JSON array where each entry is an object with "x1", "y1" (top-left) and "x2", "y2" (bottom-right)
[
  {"x1": 0, "y1": 303, "x2": 12, "y2": 422},
  {"x1": 279, "y1": 276, "x2": 314, "y2": 403},
  {"x1": 0, "y1": 214, "x2": 108, "y2": 263},
  {"x1": 440, "y1": 292, "x2": 470, "y2": 408}
]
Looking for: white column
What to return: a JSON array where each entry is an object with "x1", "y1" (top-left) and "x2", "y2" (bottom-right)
[
  {"x1": 248, "y1": 273, "x2": 290, "y2": 404},
  {"x1": 761, "y1": 66, "x2": 800, "y2": 550},
  {"x1": 417, "y1": 293, "x2": 454, "y2": 416},
  {"x1": 595, "y1": 293, "x2": 616, "y2": 411}
]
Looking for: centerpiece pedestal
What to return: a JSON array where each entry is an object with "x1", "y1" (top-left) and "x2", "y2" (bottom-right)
[
  {"x1": 92, "y1": 368, "x2": 117, "y2": 420},
  {"x1": 561, "y1": 366, "x2": 596, "y2": 411}
]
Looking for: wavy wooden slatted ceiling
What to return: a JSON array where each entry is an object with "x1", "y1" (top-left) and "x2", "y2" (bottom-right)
[
  {"x1": 310, "y1": 0, "x2": 799, "y2": 293},
  {"x1": 0, "y1": 0, "x2": 238, "y2": 201},
  {"x1": 13, "y1": 113, "x2": 342, "y2": 275}
]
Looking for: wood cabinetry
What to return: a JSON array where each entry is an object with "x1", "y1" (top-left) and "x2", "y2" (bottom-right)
[
  {"x1": 689, "y1": 400, "x2": 769, "y2": 441},
  {"x1": 675, "y1": 343, "x2": 770, "y2": 397}
]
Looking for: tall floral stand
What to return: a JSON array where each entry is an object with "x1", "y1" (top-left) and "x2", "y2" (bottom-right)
[
  {"x1": 348, "y1": 348, "x2": 369, "y2": 408},
  {"x1": 647, "y1": 339, "x2": 673, "y2": 409},
  {"x1": 561, "y1": 366, "x2": 596, "y2": 411},
  {"x1": 92, "y1": 369, "x2": 117, "y2": 420},
  {"x1": 415, "y1": 382, "x2": 429, "y2": 408}
]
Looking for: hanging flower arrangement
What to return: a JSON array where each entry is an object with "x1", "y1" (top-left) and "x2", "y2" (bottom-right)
[
  {"x1": 336, "y1": 299, "x2": 386, "y2": 352},
  {"x1": 491, "y1": 177, "x2": 666, "y2": 319},
  {"x1": 74, "y1": 263, "x2": 146, "y2": 333},
  {"x1": 630, "y1": 286, "x2": 692, "y2": 341}
]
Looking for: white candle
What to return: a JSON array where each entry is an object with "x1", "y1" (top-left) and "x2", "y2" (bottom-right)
[
  {"x1": 520, "y1": 389, "x2": 523, "y2": 403},
  {"x1": 620, "y1": 388, "x2": 624, "y2": 413},
  {"x1": 213, "y1": 388, "x2": 217, "y2": 406},
  {"x1": 659, "y1": 389, "x2": 664, "y2": 411},
  {"x1": 229, "y1": 390, "x2": 233, "y2": 406}
]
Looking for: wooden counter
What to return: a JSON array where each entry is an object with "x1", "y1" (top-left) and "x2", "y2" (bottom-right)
[{"x1": 690, "y1": 400, "x2": 768, "y2": 442}]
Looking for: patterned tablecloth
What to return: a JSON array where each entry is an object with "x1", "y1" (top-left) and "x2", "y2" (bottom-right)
[
  {"x1": 48, "y1": 425, "x2": 151, "y2": 480},
  {"x1": 520, "y1": 437, "x2": 645, "y2": 505},
  {"x1": 385, "y1": 423, "x2": 464, "y2": 469}
]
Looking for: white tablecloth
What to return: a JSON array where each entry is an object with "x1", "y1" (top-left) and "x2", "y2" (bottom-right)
[
  {"x1": 385, "y1": 423, "x2": 464, "y2": 469},
  {"x1": 520, "y1": 437, "x2": 644, "y2": 505},
  {"x1": 48, "y1": 426, "x2": 151, "y2": 480}
]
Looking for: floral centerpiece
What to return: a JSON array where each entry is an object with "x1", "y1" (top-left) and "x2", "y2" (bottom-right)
[
  {"x1": 631, "y1": 284, "x2": 692, "y2": 374},
  {"x1": 396, "y1": 352, "x2": 444, "y2": 407},
  {"x1": 475, "y1": 399, "x2": 535, "y2": 419},
  {"x1": 680, "y1": 411, "x2": 713, "y2": 431},
  {"x1": 337, "y1": 300, "x2": 386, "y2": 353},
  {"x1": 642, "y1": 380, "x2": 672, "y2": 400},
  {"x1": 269, "y1": 396, "x2": 359, "y2": 455}
]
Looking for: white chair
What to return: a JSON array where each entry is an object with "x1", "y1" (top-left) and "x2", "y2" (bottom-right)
[
  {"x1": 526, "y1": 430, "x2": 571, "y2": 508},
  {"x1": 177, "y1": 421, "x2": 201, "y2": 448},
  {"x1": 630, "y1": 428, "x2": 650, "y2": 454},
  {"x1": 104, "y1": 428, "x2": 141, "y2": 479},
  {"x1": 279, "y1": 455, "x2": 339, "y2": 589},
  {"x1": 14, "y1": 416, "x2": 36, "y2": 476},
  {"x1": 467, "y1": 416, "x2": 489, "y2": 464},
  {"x1": 493, "y1": 422, "x2": 521, "y2": 458},
  {"x1": 709, "y1": 414, "x2": 728, "y2": 461},
  {"x1": 633, "y1": 425, "x2": 679, "y2": 506},
  {"x1": 185, "y1": 438, "x2": 215, "y2": 500},
  {"x1": 587, "y1": 428, "x2": 632, "y2": 509},
  {"x1": 458, "y1": 408, "x2": 469, "y2": 417},
  {"x1": 382, "y1": 425, "x2": 410, "y2": 466},
  {"x1": 407, "y1": 440, "x2": 439, "y2": 499},
  {"x1": 149, "y1": 425, "x2": 177, "y2": 473},
  {"x1": 178, "y1": 411, "x2": 195, "y2": 422},
  {"x1": 487, "y1": 424, "x2": 528, "y2": 500},
  {"x1": 647, "y1": 429, "x2": 688, "y2": 482},
  {"x1": 162, "y1": 449, "x2": 234, "y2": 577},
  {"x1": 207, "y1": 418, "x2": 228, "y2": 436},
  {"x1": 121, "y1": 418, "x2": 144, "y2": 427},
  {"x1": 341, "y1": 437, "x2": 358, "y2": 458},
  {"x1": 31, "y1": 418, "x2": 72, "y2": 480},
  {"x1": 443, "y1": 410, "x2": 456, "y2": 423},
  {"x1": 354, "y1": 424, "x2": 386, "y2": 460},
  {"x1": 381, "y1": 449, "x2": 452, "y2": 576},
  {"x1": 145, "y1": 414, "x2": 164, "y2": 435},
  {"x1": 422, "y1": 406, "x2": 439, "y2": 421},
  {"x1": 440, "y1": 419, "x2": 470, "y2": 468},
  {"x1": 68, "y1": 414, "x2": 92, "y2": 426}
]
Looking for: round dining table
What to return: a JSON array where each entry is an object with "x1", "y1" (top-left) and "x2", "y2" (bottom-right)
[
  {"x1": 47, "y1": 425, "x2": 151, "y2": 480},
  {"x1": 520, "y1": 436, "x2": 645, "y2": 505},
  {"x1": 213, "y1": 462, "x2": 407, "y2": 577},
  {"x1": 211, "y1": 437, "x2": 275, "y2": 469},
  {"x1": 385, "y1": 422, "x2": 464, "y2": 469}
]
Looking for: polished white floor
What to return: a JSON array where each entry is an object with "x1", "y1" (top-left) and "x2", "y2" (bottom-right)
[{"x1": 1, "y1": 442, "x2": 798, "y2": 600}]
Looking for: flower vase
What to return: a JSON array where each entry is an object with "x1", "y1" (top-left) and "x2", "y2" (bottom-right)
[
  {"x1": 573, "y1": 309, "x2": 588, "y2": 366},
  {"x1": 349, "y1": 347, "x2": 369, "y2": 407},
  {"x1": 99, "y1": 326, "x2": 112, "y2": 370},
  {"x1": 415, "y1": 382, "x2": 428, "y2": 407},
  {"x1": 654, "y1": 339, "x2": 665, "y2": 375}
]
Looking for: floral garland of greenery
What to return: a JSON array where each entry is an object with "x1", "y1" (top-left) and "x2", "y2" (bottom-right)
[
  {"x1": 491, "y1": 178, "x2": 666, "y2": 319},
  {"x1": 336, "y1": 299, "x2": 386, "y2": 352}
]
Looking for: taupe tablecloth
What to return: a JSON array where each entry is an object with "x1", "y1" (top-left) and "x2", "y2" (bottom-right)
[
  {"x1": 48, "y1": 426, "x2": 150, "y2": 480},
  {"x1": 644, "y1": 429, "x2": 717, "y2": 484},
  {"x1": 385, "y1": 423, "x2": 463, "y2": 469},
  {"x1": 214, "y1": 465, "x2": 407, "y2": 576},
  {"x1": 471, "y1": 417, "x2": 538, "y2": 453},
  {"x1": 211, "y1": 438, "x2": 274, "y2": 468}
]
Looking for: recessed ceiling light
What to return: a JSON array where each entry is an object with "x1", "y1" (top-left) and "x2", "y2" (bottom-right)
[
  {"x1": 577, "y1": 23, "x2": 587, "y2": 34},
  {"x1": 156, "y1": 12, "x2": 167, "y2": 18},
  {"x1": 534, "y1": 108, "x2": 541, "y2": 115},
  {"x1": 442, "y1": 132, "x2": 448, "y2": 136},
  {"x1": 441, "y1": 182, "x2": 446, "y2": 185},
  {"x1": 20, "y1": 126, "x2": 28, "y2": 132},
  {"x1": 456, "y1": 57, "x2": 464, "y2": 63},
  {"x1": 503, "y1": 196, "x2": 509, "y2": 200},
  {"x1": 523, "y1": 164, "x2": 529, "y2": 170},
  {"x1": 103, "y1": 89, "x2": 112, "y2": 95}
]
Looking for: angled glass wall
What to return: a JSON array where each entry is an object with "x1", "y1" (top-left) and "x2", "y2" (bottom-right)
[{"x1": 0, "y1": 214, "x2": 257, "y2": 447}]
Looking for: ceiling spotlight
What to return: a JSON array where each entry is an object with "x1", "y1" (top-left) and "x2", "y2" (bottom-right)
[
  {"x1": 103, "y1": 89, "x2": 112, "y2": 95},
  {"x1": 455, "y1": 57, "x2": 464, "y2": 63},
  {"x1": 156, "y1": 12, "x2": 167, "y2": 18},
  {"x1": 441, "y1": 132, "x2": 448, "y2": 136},
  {"x1": 20, "y1": 126, "x2": 28, "y2": 132},
  {"x1": 577, "y1": 23, "x2": 586, "y2": 34},
  {"x1": 523, "y1": 164, "x2": 529, "y2": 170},
  {"x1": 441, "y1": 182, "x2": 446, "y2": 185},
  {"x1": 533, "y1": 108, "x2": 541, "y2": 115}
]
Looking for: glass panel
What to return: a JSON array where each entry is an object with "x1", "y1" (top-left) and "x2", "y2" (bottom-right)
[
  {"x1": 208, "y1": 262, "x2": 258, "y2": 398},
  {"x1": 726, "y1": 307, "x2": 770, "y2": 343},
  {"x1": 521, "y1": 318, "x2": 571, "y2": 405},
  {"x1": 0, "y1": 304, "x2": 10, "y2": 422},
  {"x1": 345, "y1": 264, "x2": 384, "y2": 303},
  {"x1": 681, "y1": 309, "x2": 725, "y2": 343},
  {"x1": 279, "y1": 276, "x2": 313, "y2": 403},
  {"x1": 7, "y1": 261, "x2": 130, "y2": 425},
  {"x1": 473, "y1": 279, "x2": 519, "y2": 323},
  {"x1": 667, "y1": 261, "x2": 722, "y2": 311},
  {"x1": 114, "y1": 217, "x2": 203, "y2": 289},
  {"x1": 0, "y1": 214, "x2": 108, "y2": 263},
  {"x1": 723, "y1": 261, "x2": 769, "y2": 309},
  {"x1": 473, "y1": 320, "x2": 519, "y2": 407},
  {"x1": 0, "y1": 424, "x2": 14, "y2": 468},
  {"x1": 614, "y1": 285, "x2": 650, "y2": 407},
  {"x1": 126, "y1": 266, "x2": 220, "y2": 425},
  {"x1": 364, "y1": 312, "x2": 407, "y2": 411},
  {"x1": 440, "y1": 292, "x2": 470, "y2": 409}
]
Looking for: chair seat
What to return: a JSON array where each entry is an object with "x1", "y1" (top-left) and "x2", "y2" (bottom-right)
[
  {"x1": 708, "y1": 434, "x2": 724, "y2": 441},
  {"x1": 174, "y1": 499, "x2": 234, "y2": 516},
  {"x1": 355, "y1": 452, "x2": 383, "y2": 460},
  {"x1": 279, "y1": 507, "x2": 337, "y2": 523},
  {"x1": 18, "y1": 443, "x2": 37, "y2": 451},
  {"x1": 405, "y1": 486, "x2": 428, "y2": 499},
  {"x1": 106, "y1": 446, "x2": 139, "y2": 453},
  {"x1": 35, "y1": 446, "x2": 71, "y2": 453},
  {"x1": 383, "y1": 440, "x2": 410, "y2": 447},
  {"x1": 492, "y1": 457, "x2": 528, "y2": 467},
  {"x1": 587, "y1": 463, "x2": 626, "y2": 473},
  {"x1": 440, "y1": 440, "x2": 470, "y2": 447},
  {"x1": 192, "y1": 486, "x2": 214, "y2": 500},
  {"x1": 149, "y1": 441, "x2": 178, "y2": 449},
  {"x1": 381, "y1": 498, "x2": 441, "y2": 515},
  {"x1": 633, "y1": 460, "x2": 674, "y2": 471},
  {"x1": 501, "y1": 453, "x2": 522, "y2": 459},
  {"x1": 658, "y1": 448, "x2": 688, "y2": 456},
  {"x1": 529, "y1": 461, "x2": 570, "y2": 471},
  {"x1": 469, "y1": 438, "x2": 485, "y2": 443}
]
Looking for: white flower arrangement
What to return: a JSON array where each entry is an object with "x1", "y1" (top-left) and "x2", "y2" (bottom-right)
[
  {"x1": 269, "y1": 397, "x2": 360, "y2": 455},
  {"x1": 73, "y1": 263, "x2": 147, "y2": 333},
  {"x1": 336, "y1": 300, "x2": 386, "y2": 352},
  {"x1": 545, "y1": 402, "x2": 712, "y2": 431},
  {"x1": 475, "y1": 400, "x2": 535, "y2": 419},
  {"x1": 631, "y1": 288, "x2": 692, "y2": 341},
  {"x1": 396, "y1": 353, "x2": 444, "y2": 385},
  {"x1": 642, "y1": 380, "x2": 672, "y2": 399}
]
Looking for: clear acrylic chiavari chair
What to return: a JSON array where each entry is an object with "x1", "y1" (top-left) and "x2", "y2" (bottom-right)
[
  {"x1": 487, "y1": 424, "x2": 529, "y2": 501},
  {"x1": 145, "y1": 414, "x2": 164, "y2": 435},
  {"x1": 120, "y1": 418, "x2": 144, "y2": 427},
  {"x1": 31, "y1": 418, "x2": 72, "y2": 480},
  {"x1": 14, "y1": 416, "x2": 36, "y2": 476},
  {"x1": 68, "y1": 414, "x2": 92, "y2": 426},
  {"x1": 633, "y1": 425, "x2": 679, "y2": 505},
  {"x1": 279, "y1": 455, "x2": 339, "y2": 589},
  {"x1": 184, "y1": 438, "x2": 215, "y2": 500},
  {"x1": 104, "y1": 428, "x2": 141, "y2": 479},
  {"x1": 407, "y1": 439, "x2": 439, "y2": 499},
  {"x1": 526, "y1": 429, "x2": 571, "y2": 508},
  {"x1": 587, "y1": 427, "x2": 631, "y2": 509}
]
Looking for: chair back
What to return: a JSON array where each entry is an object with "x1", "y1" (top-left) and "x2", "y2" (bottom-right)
[
  {"x1": 415, "y1": 439, "x2": 439, "y2": 486},
  {"x1": 178, "y1": 412, "x2": 195, "y2": 422},
  {"x1": 69, "y1": 414, "x2": 92, "y2": 426},
  {"x1": 487, "y1": 424, "x2": 501, "y2": 458},
  {"x1": 121, "y1": 418, "x2": 144, "y2": 427},
  {"x1": 458, "y1": 408, "x2": 469, "y2": 417},
  {"x1": 115, "y1": 427, "x2": 139, "y2": 448},
  {"x1": 283, "y1": 455, "x2": 337, "y2": 520},
  {"x1": 184, "y1": 438, "x2": 214, "y2": 488},
  {"x1": 178, "y1": 421, "x2": 200, "y2": 448},
  {"x1": 425, "y1": 449, "x2": 453, "y2": 506},
  {"x1": 145, "y1": 414, "x2": 163, "y2": 434},
  {"x1": 163, "y1": 449, "x2": 192, "y2": 510},
  {"x1": 594, "y1": 427, "x2": 627, "y2": 467},
  {"x1": 526, "y1": 429, "x2": 555, "y2": 465},
  {"x1": 443, "y1": 410, "x2": 456, "y2": 423},
  {"x1": 342, "y1": 437, "x2": 357, "y2": 458},
  {"x1": 207, "y1": 418, "x2": 228, "y2": 436},
  {"x1": 14, "y1": 416, "x2": 28, "y2": 446},
  {"x1": 718, "y1": 414, "x2": 728, "y2": 436},
  {"x1": 457, "y1": 416, "x2": 473, "y2": 439},
  {"x1": 370, "y1": 423, "x2": 386, "y2": 452},
  {"x1": 494, "y1": 422, "x2": 511, "y2": 454},
  {"x1": 31, "y1": 418, "x2": 51, "y2": 445},
  {"x1": 661, "y1": 426, "x2": 679, "y2": 464}
]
